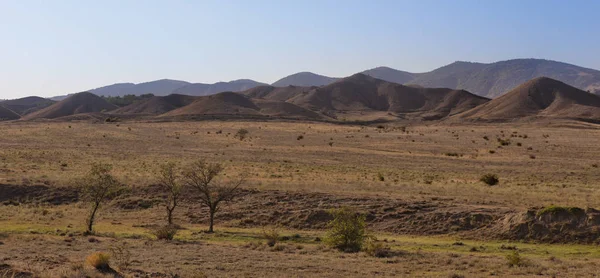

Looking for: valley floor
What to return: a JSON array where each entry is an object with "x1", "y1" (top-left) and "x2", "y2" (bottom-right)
[{"x1": 2, "y1": 119, "x2": 600, "y2": 277}]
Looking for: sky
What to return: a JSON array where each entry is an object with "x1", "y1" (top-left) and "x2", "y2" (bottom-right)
[{"x1": 1, "y1": 0, "x2": 599, "y2": 99}]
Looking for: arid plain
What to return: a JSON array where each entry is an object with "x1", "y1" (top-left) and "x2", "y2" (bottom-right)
[{"x1": 2, "y1": 119, "x2": 600, "y2": 277}]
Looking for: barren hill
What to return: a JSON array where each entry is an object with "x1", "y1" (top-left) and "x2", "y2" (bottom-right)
[
  {"x1": 0, "y1": 96, "x2": 55, "y2": 115},
  {"x1": 173, "y1": 79, "x2": 266, "y2": 96},
  {"x1": 0, "y1": 105, "x2": 20, "y2": 120},
  {"x1": 23, "y1": 92, "x2": 118, "y2": 120},
  {"x1": 455, "y1": 77, "x2": 600, "y2": 120},
  {"x1": 272, "y1": 72, "x2": 339, "y2": 87},
  {"x1": 287, "y1": 73, "x2": 488, "y2": 118},
  {"x1": 113, "y1": 94, "x2": 197, "y2": 115},
  {"x1": 161, "y1": 92, "x2": 321, "y2": 119}
]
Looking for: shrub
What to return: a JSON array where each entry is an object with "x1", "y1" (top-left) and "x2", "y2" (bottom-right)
[
  {"x1": 529, "y1": 155, "x2": 536, "y2": 159},
  {"x1": 536, "y1": 205, "x2": 585, "y2": 217},
  {"x1": 297, "y1": 135, "x2": 304, "y2": 140},
  {"x1": 480, "y1": 173, "x2": 499, "y2": 186},
  {"x1": 483, "y1": 136, "x2": 489, "y2": 140},
  {"x1": 263, "y1": 226, "x2": 280, "y2": 247},
  {"x1": 363, "y1": 236, "x2": 391, "y2": 257},
  {"x1": 497, "y1": 138, "x2": 511, "y2": 146},
  {"x1": 325, "y1": 207, "x2": 366, "y2": 252},
  {"x1": 235, "y1": 129, "x2": 249, "y2": 141},
  {"x1": 377, "y1": 173, "x2": 385, "y2": 182},
  {"x1": 445, "y1": 152, "x2": 462, "y2": 157},
  {"x1": 152, "y1": 225, "x2": 178, "y2": 240},
  {"x1": 489, "y1": 150, "x2": 496, "y2": 154},
  {"x1": 86, "y1": 252, "x2": 111, "y2": 271},
  {"x1": 506, "y1": 250, "x2": 526, "y2": 267}
]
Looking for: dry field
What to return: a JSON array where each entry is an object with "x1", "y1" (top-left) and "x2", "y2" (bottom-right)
[{"x1": 2, "y1": 119, "x2": 600, "y2": 277}]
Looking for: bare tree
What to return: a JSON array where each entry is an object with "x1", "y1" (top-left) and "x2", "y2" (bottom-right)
[
  {"x1": 78, "y1": 163, "x2": 122, "y2": 234},
  {"x1": 183, "y1": 160, "x2": 245, "y2": 233},
  {"x1": 157, "y1": 162, "x2": 183, "y2": 225}
]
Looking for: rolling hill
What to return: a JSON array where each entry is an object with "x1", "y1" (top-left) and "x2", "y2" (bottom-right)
[
  {"x1": 362, "y1": 66, "x2": 417, "y2": 85},
  {"x1": 23, "y1": 92, "x2": 118, "y2": 120},
  {"x1": 285, "y1": 73, "x2": 489, "y2": 119},
  {"x1": 0, "y1": 106, "x2": 20, "y2": 121},
  {"x1": 161, "y1": 91, "x2": 321, "y2": 119},
  {"x1": 0, "y1": 96, "x2": 55, "y2": 115},
  {"x1": 113, "y1": 94, "x2": 197, "y2": 115},
  {"x1": 172, "y1": 79, "x2": 266, "y2": 96},
  {"x1": 272, "y1": 72, "x2": 339, "y2": 87},
  {"x1": 455, "y1": 77, "x2": 600, "y2": 120}
]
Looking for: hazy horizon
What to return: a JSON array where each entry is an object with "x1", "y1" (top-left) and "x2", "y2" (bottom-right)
[{"x1": 1, "y1": 0, "x2": 599, "y2": 99}]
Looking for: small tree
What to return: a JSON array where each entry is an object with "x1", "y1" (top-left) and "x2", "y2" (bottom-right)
[
  {"x1": 157, "y1": 162, "x2": 183, "y2": 225},
  {"x1": 78, "y1": 163, "x2": 122, "y2": 234},
  {"x1": 183, "y1": 160, "x2": 245, "y2": 233},
  {"x1": 325, "y1": 207, "x2": 367, "y2": 252}
]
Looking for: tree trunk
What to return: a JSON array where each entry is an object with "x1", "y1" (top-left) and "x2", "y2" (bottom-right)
[
  {"x1": 167, "y1": 206, "x2": 174, "y2": 225},
  {"x1": 87, "y1": 202, "x2": 100, "y2": 234},
  {"x1": 208, "y1": 210, "x2": 215, "y2": 233}
]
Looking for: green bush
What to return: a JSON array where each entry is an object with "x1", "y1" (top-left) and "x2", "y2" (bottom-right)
[
  {"x1": 480, "y1": 173, "x2": 499, "y2": 185},
  {"x1": 506, "y1": 250, "x2": 526, "y2": 267},
  {"x1": 324, "y1": 207, "x2": 366, "y2": 252}
]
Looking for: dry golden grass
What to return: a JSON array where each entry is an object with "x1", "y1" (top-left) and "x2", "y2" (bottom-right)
[
  {"x1": 2, "y1": 119, "x2": 600, "y2": 276},
  {"x1": 2, "y1": 120, "x2": 600, "y2": 208}
]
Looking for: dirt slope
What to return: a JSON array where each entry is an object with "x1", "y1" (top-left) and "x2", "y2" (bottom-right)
[
  {"x1": 113, "y1": 94, "x2": 197, "y2": 115},
  {"x1": 287, "y1": 73, "x2": 488, "y2": 118},
  {"x1": 455, "y1": 77, "x2": 600, "y2": 120},
  {"x1": 22, "y1": 92, "x2": 118, "y2": 120},
  {"x1": 0, "y1": 96, "x2": 55, "y2": 115},
  {"x1": 241, "y1": 85, "x2": 315, "y2": 101}
]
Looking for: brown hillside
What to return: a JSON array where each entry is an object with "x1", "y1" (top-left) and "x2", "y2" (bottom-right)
[
  {"x1": 0, "y1": 96, "x2": 55, "y2": 115},
  {"x1": 22, "y1": 92, "x2": 118, "y2": 120},
  {"x1": 0, "y1": 105, "x2": 20, "y2": 120},
  {"x1": 242, "y1": 85, "x2": 315, "y2": 101},
  {"x1": 253, "y1": 99, "x2": 323, "y2": 119},
  {"x1": 161, "y1": 92, "x2": 261, "y2": 117},
  {"x1": 288, "y1": 73, "x2": 488, "y2": 118},
  {"x1": 455, "y1": 77, "x2": 600, "y2": 120},
  {"x1": 161, "y1": 91, "x2": 322, "y2": 119},
  {"x1": 113, "y1": 94, "x2": 197, "y2": 115}
]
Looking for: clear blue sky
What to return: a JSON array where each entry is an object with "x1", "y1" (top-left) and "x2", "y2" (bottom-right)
[{"x1": 1, "y1": 0, "x2": 599, "y2": 99}]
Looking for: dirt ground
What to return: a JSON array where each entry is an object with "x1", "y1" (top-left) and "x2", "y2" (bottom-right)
[{"x1": 2, "y1": 119, "x2": 600, "y2": 277}]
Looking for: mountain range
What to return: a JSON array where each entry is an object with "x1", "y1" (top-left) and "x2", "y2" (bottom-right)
[
  {"x1": 41, "y1": 59, "x2": 600, "y2": 101},
  {"x1": 11, "y1": 73, "x2": 600, "y2": 124}
]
